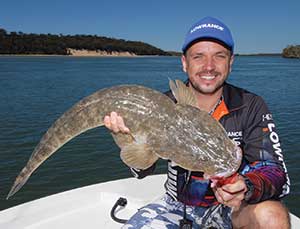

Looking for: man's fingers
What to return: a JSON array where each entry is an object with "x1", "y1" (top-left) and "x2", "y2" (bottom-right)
[
  {"x1": 109, "y1": 112, "x2": 120, "y2": 133},
  {"x1": 213, "y1": 187, "x2": 225, "y2": 203},
  {"x1": 103, "y1": 112, "x2": 130, "y2": 134},
  {"x1": 116, "y1": 115, "x2": 130, "y2": 133},
  {"x1": 221, "y1": 175, "x2": 247, "y2": 194},
  {"x1": 104, "y1": 115, "x2": 111, "y2": 129},
  {"x1": 214, "y1": 185, "x2": 245, "y2": 208}
]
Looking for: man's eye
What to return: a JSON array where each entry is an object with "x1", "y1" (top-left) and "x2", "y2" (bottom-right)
[
  {"x1": 216, "y1": 54, "x2": 226, "y2": 59},
  {"x1": 193, "y1": 55, "x2": 203, "y2": 60}
]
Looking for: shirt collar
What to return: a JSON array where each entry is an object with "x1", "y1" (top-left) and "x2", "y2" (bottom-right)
[{"x1": 222, "y1": 82, "x2": 245, "y2": 112}]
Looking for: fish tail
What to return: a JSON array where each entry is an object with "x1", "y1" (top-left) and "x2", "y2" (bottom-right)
[
  {"x1": 7, "y1": 88, "x2": 118, "y2": 198},
  {"x1": 7, "y1": 172, "x2": 30, "y2": 199}
]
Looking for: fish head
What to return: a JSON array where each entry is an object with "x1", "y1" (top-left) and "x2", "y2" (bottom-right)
[{"x1": 204, "y1": 142, "x2": 242, "y2": 179}]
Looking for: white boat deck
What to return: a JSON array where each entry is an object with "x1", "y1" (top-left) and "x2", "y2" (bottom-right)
[
  {"x1": 0, "y1": 174, "x2": 299, "y2": 228},
  {"x1": 0, "y1": 175, "x2": 166, "y2": 229}
]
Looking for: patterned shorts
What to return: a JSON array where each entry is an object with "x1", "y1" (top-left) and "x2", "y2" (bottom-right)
[{"x1": 122, "y1": 194, "x2": 232, "y2": 229}]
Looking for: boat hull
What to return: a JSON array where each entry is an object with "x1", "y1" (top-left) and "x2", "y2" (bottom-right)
[{"x1": 0, "y1": 174, "x2": 299, "y2": 228}]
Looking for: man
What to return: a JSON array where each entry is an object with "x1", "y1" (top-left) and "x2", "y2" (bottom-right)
[{"x1": 104, "y1": 16, "x2": 290, "y2": 228}]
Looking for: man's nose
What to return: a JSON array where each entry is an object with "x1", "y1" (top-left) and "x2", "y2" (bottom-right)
[{"x1": 203, "y1": 57, "x2": 215, "y2": 71}]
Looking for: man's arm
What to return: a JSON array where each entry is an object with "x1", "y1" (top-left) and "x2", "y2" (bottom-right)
[
  {"x1": 212, "y1": 96, "x2": 290, "y2": 207},
  {"x1": 239, "y1": 96, "x2": 290, "y2": 204}
]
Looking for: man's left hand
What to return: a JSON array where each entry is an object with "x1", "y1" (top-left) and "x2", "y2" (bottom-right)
[{"x1": 212, "y1": 174, "x2": 247, "y2": 209}]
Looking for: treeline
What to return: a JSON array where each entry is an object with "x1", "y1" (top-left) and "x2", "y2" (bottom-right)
[
  {"x1": 0, "y1": 28, "x2": 169, "y2": 56},
  {"x1": 282, "y1": 45, "x2": 300, "y2": 58}
]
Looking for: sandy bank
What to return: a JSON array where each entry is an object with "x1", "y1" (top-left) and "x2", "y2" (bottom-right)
[{"x1": 67, "y1": 48, "x2": 137, "y2": 57}]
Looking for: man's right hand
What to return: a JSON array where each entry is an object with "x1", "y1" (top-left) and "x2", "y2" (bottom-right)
[{"x1": 103, "y1": 111, "x2": 130, "y2": 134}]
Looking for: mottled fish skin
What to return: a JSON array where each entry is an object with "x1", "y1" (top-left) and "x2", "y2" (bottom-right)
[{"x1": 7, "y1": 81, "x2": 241, "y2": 199}]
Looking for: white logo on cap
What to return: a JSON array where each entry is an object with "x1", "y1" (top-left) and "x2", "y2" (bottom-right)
[{"x1": 190, "y1": 23, "x2": 224, "y2": 34}]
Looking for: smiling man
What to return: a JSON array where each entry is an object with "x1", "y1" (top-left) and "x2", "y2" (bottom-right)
[
  {"x1": 182, "y1": 40, "x2": 233, "y2": 112},
  {"x1": 104, "y1": 16, "x2": 290, "y2": 228}
]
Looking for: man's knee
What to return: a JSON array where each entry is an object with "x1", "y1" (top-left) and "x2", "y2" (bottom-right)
[
  {"x1": 254, "y1": 201, "x2": 290, "y2": 228},
  {"x1": 232, "y1": 200, "x2": 290, "y2": 229}
]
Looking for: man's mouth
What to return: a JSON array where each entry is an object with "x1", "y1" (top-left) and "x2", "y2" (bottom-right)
[{"x1": 200, "y1": 75, "x2": 216, "y2": 80}]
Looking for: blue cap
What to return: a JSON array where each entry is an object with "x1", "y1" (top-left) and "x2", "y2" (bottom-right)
[{"x1": 182, "y1": 16, "x2": 234, "y2": 53}]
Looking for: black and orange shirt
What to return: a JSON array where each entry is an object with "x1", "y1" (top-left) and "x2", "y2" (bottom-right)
[{"x1": 130, "y1": 82, "x2": 290, "y2": 206}]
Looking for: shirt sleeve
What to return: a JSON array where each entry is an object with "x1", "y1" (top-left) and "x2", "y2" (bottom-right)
[
  {"x1": 129, "y1": 163, "x2": 156, "y2": 179},
  {"x1": 240, "y1": 96, "x2": 290, "y2": 203}
]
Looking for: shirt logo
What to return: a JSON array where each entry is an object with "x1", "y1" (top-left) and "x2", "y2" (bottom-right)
[
  {"x1": 227, "y1": 131, "x2": 243, "y2": 145},
  {"x1": 262, "y1": 113, "x2": 273, "y2": 122}
]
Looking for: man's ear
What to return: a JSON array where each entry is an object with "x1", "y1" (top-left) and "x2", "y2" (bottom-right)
[
  {"x1": 229, "y1": 54, "x2": 234, "y2": 73},
  {"x1": 181, "y1": 54, "x2": 187, "y2": 73}
]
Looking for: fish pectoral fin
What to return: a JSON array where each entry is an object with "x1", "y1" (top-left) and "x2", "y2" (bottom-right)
[
  {"x1": 111, "y1": 132, "x2": 135, "y2": 148},
  {"x1": 169, "y1": 79, "x2": 198, "y2": 108},
  {"x1": 120, "y1": 144, "x2": 159, "y2": 170}
]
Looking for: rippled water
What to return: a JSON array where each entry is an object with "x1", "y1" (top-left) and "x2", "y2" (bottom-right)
[{"x1": 0, "y1": 56, "x2": 299, "y2": 215}]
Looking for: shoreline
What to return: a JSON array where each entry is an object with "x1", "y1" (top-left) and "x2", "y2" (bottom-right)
[
  {"x1": 0, "y1": 54, "x2": 172, "y2": 58},
  {"x1": 0, "y1": 48, "x2": 139, "y2": 57},
  {"x1": 0, "y1": 52, "x2": 286, "y2": 58},
  {"x1": 0, "y1": 54, "x2": 166, "y2": 58},
  {"x1": 66, "y1": 48, "x2": 137, "y2": 57}
]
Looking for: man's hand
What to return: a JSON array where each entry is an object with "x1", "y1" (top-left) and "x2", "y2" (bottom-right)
[
  {"x1": 104, "y1": 111, "x2": 130, "y2": 134},
  {"x1": 212, "y1": 174, "x2": 247, "y2": 209}
]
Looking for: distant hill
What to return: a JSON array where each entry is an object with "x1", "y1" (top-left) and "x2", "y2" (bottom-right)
[
  {"x1": 282, "y1": 45, "x2": 300, "y2": 58},
  {"x1": 234, "y1": 53, "x2": 281, "y2": 56},
  {"x1": 0, "y1": 28, "x2": 173, "y2": 56}
]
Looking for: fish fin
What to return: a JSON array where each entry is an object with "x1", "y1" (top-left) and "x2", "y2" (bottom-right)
[
  {"x1": 7, "y1": 173, "x2": 30, "y2": 199},
  {"x1": 120, "y1": 144, "x2": 159, "y2": 170},
  {"x1": 169, "y1": 79, "x2": 198, "y2": 107}
]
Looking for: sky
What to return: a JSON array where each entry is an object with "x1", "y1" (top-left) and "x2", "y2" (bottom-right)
[{"x1": 1, "y1": 0, "x2": 299, "y2": 54}]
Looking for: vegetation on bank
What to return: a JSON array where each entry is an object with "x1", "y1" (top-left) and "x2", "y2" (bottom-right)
[
  {"x1": 0, "y1": 28, "x2": 170, "y2": 56},
  {"x1": 282, "y1": 45, "x2": 300, "y2": 58},
  {"x1": 1, "y1": 28, "x2": 299, "y2": 58}
]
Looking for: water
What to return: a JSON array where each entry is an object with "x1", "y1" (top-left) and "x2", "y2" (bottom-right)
[{"x1": 0, "y1": 56, "x2": 299, "y2": 215}]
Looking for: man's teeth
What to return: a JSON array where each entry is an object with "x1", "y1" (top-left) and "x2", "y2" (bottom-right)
[{"x1": 201, "y1": 75, "x2": 215, "y2": 80}]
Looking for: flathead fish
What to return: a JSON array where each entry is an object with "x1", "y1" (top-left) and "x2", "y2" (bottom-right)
[{"x1": 7, "y1": 80, "x2": 241, "y2": 199}]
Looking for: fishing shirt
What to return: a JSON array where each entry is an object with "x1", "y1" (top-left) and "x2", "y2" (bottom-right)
[{"x1": 129, "y1": 82, "x2": 290, "y2": 206}]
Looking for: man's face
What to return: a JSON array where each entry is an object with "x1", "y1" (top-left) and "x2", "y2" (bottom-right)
[{"x1": 181, "y1": 41, "x2": 234, "y2": 95}]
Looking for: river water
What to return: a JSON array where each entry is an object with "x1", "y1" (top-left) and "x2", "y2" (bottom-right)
[{"x1": 0, "y1": 56, "x2": 299, "y2": 215}]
